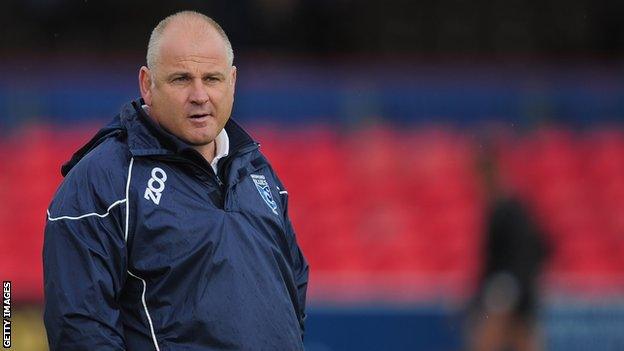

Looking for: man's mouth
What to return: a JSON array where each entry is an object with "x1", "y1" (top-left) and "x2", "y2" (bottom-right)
[
  {"x1": 189, "y1": 113, "x2": 210, "y2": 119},
  {"x1": 187, "y1": 113, "x2": 213, "y2": 126}
]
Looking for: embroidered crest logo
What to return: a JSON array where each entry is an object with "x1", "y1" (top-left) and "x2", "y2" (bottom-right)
[{"x1": 251, "y1": 174, "x2": 278, "y2": 215}]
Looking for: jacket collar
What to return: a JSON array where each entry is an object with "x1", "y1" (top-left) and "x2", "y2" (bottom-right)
[
  {"x1": 61, "y1": 98, "x2": 258, "y2": 177},
  {"x1": 122, "y1": 98, "x2": 257, "y2": 158}
]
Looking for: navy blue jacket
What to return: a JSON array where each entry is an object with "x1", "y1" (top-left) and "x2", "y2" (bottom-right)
[{"x1": 43, "y1": 99, "x2": 309, "y2": 350}]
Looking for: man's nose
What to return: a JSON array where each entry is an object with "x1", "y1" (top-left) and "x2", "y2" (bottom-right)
[{"x1": 189, "y1": 79, "x2": 210, "y2": 105}]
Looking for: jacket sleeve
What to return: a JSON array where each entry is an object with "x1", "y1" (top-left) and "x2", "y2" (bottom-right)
[
  {"x1": 276, "y1": 177, "x2": 309, "y2": 338},
  {"x1": 43, "y1": 169, "x2": 128, "y2": 350}
]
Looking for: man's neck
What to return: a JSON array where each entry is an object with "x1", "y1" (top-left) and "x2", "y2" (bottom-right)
[{"x1": 195, "y1": 141, "x2": 217, "y2": 163}]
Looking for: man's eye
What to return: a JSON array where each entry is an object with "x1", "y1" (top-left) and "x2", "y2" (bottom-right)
[
  {"x1": 205, "y1": 77, "x2": 220, "y2": 82},
  {"x1": 173, "y1": 76, "x2": 189, "y2": 82}
]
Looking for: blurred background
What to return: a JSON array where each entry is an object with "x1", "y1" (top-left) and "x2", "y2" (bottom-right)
[{"x1": 1, "y1": 0, "x2": 624, "y2": 350}]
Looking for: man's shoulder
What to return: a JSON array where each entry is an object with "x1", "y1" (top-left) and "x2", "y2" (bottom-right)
[
  {"x1": 256, "y1": 149, "x2": 286, "y2": 184},
  {"x1": 68, "y1": 136, "x2": 130, "y2": 180},
  {"x1": 51, "y1": 136, "x2": 131, "y2": 211}
]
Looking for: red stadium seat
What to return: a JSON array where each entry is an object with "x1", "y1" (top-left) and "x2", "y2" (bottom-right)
[{"x1": 4, "y1": 124, "x2": 624, "y2": 303}]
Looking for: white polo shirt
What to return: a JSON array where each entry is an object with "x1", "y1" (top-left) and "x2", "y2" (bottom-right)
[{"x1": 210, "y1": 128, "x2": 229, "y2": 173}]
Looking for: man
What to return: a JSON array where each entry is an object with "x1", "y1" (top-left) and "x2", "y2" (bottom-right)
[
  {"x1": 43, "y1": 11, "x2": 309, "y2": 351},
  {"x1": 466, "y1": 147, "x2": 549, "y2": 351}
]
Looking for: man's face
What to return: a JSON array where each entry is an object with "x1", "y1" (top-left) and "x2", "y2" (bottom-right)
[{"x1": 139, "y1": 23, "x2": 236, "y2": 148}]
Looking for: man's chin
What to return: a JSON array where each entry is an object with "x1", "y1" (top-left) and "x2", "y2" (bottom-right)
[
  {"x1": 181, "y1": 132, "x2": 218, "y2": 146},
  {"x1": 185, "y1": 138, "x2": 215, "y2": 147}
]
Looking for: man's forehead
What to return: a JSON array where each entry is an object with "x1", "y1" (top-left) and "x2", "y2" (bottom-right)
[
  {"x1": 164, "y1": 56, "x2": 226, "y2": 72},
  {"x1": 156, "y1": 22, "x2": 227, "y2": 63}
]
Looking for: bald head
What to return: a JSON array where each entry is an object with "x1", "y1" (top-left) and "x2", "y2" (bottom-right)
[
  {"x1": 146, "y1": 11, "x2": 234, "y2": 70},
  {"x1": 138, "y1": 10, "x2": 237, "y2": 162}
]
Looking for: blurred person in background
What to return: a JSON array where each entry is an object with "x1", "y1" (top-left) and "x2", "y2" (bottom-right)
[
  {"x1": 42, "y1": 10, "x2": 308, "y2": 350},
  {"x1": 466, "y1": 145, "x2": 551, "y2": 351}
]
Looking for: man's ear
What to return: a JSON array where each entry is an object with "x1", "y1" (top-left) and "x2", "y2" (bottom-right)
[
  {"x1": 230, "y1": 66, "x2": 237, "y2": 91},
  {"x1": 139, "y1": 66, "x2": 153, "y2": 105}
]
